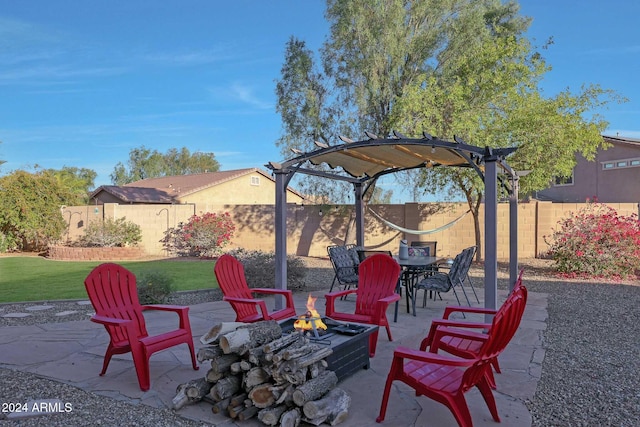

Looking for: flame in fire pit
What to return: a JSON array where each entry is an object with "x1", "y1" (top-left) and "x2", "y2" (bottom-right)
[{"x1": 294, "y1": 294, "x2": 328, "y2": 331}]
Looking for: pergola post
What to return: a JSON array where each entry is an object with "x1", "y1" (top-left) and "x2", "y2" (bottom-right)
[
  {"x1": 354, "y1": 182, "x2": 365, "y2": 246},
  {"x1": 509, "y1": 175, "x2": 520, "y2": 291},
  {"x1": 273, "y1": 170, "x2": 288, "y2": 310},
  {"x1": 484, "y1": 156, "x2": 498, "y2": 318},
  {"x1": 267, "y1": 136, "x2": 517, "y2": 315}
]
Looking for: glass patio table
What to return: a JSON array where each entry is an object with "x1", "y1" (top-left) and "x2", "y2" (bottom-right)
[{"x1": 393, "y1": 255, "x2": 444, "y2": 321}]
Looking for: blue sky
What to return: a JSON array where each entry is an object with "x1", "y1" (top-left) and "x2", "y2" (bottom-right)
[{"x1": 1, "y1": 1, "x2": 638, "y2": 202}]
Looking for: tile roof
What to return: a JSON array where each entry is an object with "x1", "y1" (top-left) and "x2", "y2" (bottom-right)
[
  {"x1": 91, "y1": 168, "x2": 305, "y2": 204},
  {"x1": 92, "y1": 186, "x2": 176, "y2": 203},
  {"x1": 122, "y1": 168, "x2": 264, "y2": 197}
]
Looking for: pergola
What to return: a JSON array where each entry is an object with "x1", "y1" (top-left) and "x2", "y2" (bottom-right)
[{"x1": 266, "y1": 131, "x2": 521, "y2": 312}]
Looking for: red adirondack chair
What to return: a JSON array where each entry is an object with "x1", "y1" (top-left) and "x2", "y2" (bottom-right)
[
  {"x1": 423, "y1": 270, "x2": 527, "y2": 388},
  {"x1": 84, "y1": 263, "x2": 198, "y2": 391},
  {"x1": 325, "y1": 253, "x2": 401, "y2": 357},
  {"x1": 376, "y1": 284, "x2": 527, "y2": 427},
  {"x1": 214, "y1": 254, "x2": 296, "y2": 322}
]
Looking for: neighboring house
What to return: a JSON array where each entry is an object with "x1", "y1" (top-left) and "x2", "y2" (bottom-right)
[
  {"x1": 535, "y1": 135, "x2": 640, "y2": 203},
  {"x1": 90, "y1": 168, "x2": 306, "y2": 212}
]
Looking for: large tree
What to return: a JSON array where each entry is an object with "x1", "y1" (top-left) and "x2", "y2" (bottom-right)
[
  {"x1": 391, "y1": 3, "x2": 622, "y2": 259},
  {"x1": 276, "y1": 0, "x2": 489, "y2": 239},
  {"x1": 44, "y1": 166, "x2": 97, "y2": 205},
  {"x1": 0, "y1": 170, "x2": 69, "y2": 251},
  {"x1": 276, "y1": 0, "x2": 622, "y2": 254},
  {"x1": 111, "y1": 146, "x2": 220, "y2": 185}
]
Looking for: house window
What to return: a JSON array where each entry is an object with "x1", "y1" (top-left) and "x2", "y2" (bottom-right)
[
  {"x1": 250, "y1": 176, "x2": 260, "y2": 186},
  {"x1": 602, "y1": 157, "x2": 640, "y2": 170},
  {"x1": 553, "y1": 172, "x2": 574, "y2": 186}
]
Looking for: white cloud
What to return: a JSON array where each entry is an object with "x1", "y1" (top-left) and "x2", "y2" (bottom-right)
[{"x1": 230, "y1": 83, "x2": 272, "y2": 109}]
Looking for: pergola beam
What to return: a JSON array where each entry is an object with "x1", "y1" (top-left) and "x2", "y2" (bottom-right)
[{"x1": 267, "y1": 134, "x2": 519, "y2": 313}]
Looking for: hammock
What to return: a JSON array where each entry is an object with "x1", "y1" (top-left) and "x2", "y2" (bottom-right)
[{"x1": 368, "y1": 207, "x2": 470, "y2": 235}]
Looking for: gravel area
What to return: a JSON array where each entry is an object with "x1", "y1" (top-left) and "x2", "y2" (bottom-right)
[{"x1": 1, "y1": 257, "x2": 639, "y2": 426}]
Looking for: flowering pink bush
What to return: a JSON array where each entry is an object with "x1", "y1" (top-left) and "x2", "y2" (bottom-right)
[
  {"x1": 161, "y1": 212, "x2": 235, "y2": 258},
  {"x1": 544, "y1": 203, "x2": 640, "y2": 279}
]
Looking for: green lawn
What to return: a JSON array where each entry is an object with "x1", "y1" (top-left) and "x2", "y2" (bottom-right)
[{"x1": 0, "y1": 256, "x2": 218, "y2": 303}]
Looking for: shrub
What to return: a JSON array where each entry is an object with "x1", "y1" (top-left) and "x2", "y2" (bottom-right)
[
  {"x1": 76, "y1": 217, "x2": 142, "y2": 247},
  {"x1": 544, "y1": 202, "x2": 640, "y2": 279},
  {"x1": 0, "y1": 170, "x2": 67, "y2": 251},
  {"x1": 0, "y1": 233, "x2": 18, "y2": 253},
  {"x1": 226, "y1": 248, "x2": 308, "y2": 291},
  {"x1": 136, "y1": 270, "x2": 175, "y2": 304},
  {"x1": 161, "y1": 212, "x2": 235, "y2": 258}
]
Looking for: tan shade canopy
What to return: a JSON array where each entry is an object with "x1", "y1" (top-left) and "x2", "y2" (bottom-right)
[
  {"x1": 268, "y1": 133, "x2": 520, "y2": 318},
  {"x1": 308, "y1": 142, "x2": 472, "y2": 178},
  {"x1": 268, "y1": 135, "x2": 515, "y2": 182}
]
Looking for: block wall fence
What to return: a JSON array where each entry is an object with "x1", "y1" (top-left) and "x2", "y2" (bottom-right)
[{"x1": 59, "y1": 201, "x2": 639, "y2": 260}]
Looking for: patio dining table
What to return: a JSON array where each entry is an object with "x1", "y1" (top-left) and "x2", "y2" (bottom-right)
[{"x1": 393, "y1": 255, "x2": 444, "y2": 321}]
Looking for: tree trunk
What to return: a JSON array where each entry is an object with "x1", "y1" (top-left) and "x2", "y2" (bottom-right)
[
  {"x1": 275, "y1": 384, "x2": 295, "y2": 406},
  {"x1": 172, "y1": 378, "x2": 213, "y2": 410},
  {"x1": 229, "y1": 393, "x2": 248, "y2": 408},
  {"x1": 237, "y1": 405, "x2": 259, "y2": 421},
  {"x1": 206, "y1": 368, "x2": 223, "y2": 383},
  {"x1": 280, "y1": 407, "x2": 302, "y2": 427},
  {"x1": 243, "y1": 366, "x2": 270, "y2": 390},
  {"x1": 197, "y1": 344, "x2": 224, "y2": 362},
  {"x1": 211, "y1": 397, "x2": 231, "y2": 414},
  {"x1": 219, "y1": 320, "x2": 282, "y2": 355},
  {"x1": 258, "y1": 404, "x2": 288, "y2": 426},
  {"x1": 309, "y1": 360, "x2": 327, "y2": 378},
  {"x1": 294, "y1": 347, "x2": 332, "y2": 369},
  {"x1": 248, "y1": 382, "x2": 277, "y2": 408},
  {"x1": 280, "y1": 341, "x2": 316, "y2": 361},
  {"x1": 303, "y1": 387, "x2": 351, "y2": 425},
  {"x1": 210, "y1": 354, "x2": 240, "y2": 374},
  {"x1": 200, "y1": 322, "x2": 247, "y2": 345},
  {"x1": 292, "y1": 370, "x2": 338, "y2": 406},
  {"x1": 210, "y1": 375, "x2": 242, "y2": 401},
  {"x1": 263, "y1": 332, "x2": 300, "y2": 353},
  {"x1": 272, "y1": 337, "x2": 309, "y2": 363}
]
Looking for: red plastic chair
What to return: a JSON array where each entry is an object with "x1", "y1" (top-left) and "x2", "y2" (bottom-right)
[
  {"x1": 84, "y1": 263, "x2": 198, "y2": 391},
  {"x1": 376, "y1": 284, "x2": 527, "y2": 427},
  {"x1": 214, "y1": 254, "x2": 296, "y2": 322},
  {"x1": 423, "y1": 270, "x2": 527, "y2": 388},
  {"x1": 325, "y1": 253, "x2": 401, "y2": 357}
]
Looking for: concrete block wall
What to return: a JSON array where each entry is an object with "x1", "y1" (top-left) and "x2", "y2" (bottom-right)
[{"x1": 59, "y1": 201, "x2": 639, "y2": 260}]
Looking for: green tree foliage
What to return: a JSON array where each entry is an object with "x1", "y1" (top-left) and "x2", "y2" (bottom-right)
[
  {"x1": 44, "y1": 166, "x2": 97, "y2": 205},
  {"x1": 110, "y1": 146, "x2": 220, "y2": 185},
  {"x1": 390, "y1": 1, "x2": 623, "y2": 258},
  {"x1": 0, "y1": 170, "x2": 68, "y2": 251},
  {"x1": 370, "y1": 186, "x2": 393, "y2": 204},
  {"x1": 276, "y1": 0, "x2": 623, "y2": 257}
]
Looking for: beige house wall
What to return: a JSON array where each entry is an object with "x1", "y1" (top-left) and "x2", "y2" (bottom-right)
[
  {"x1": 61, "y1": 201, "x2": 639, "y2": 260},
  {"x1": 175, "y1": 173, "x2": 304, "y2": 214}
]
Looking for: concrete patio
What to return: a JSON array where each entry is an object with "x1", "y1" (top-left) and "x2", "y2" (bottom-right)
[{"x1": 0, "y1": 289, "x2": 547, "y2": 426}]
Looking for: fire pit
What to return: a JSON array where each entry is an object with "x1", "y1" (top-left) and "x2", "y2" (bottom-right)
[{"x1": 279, "y1": 317, "x2": 377, "y2": 382}]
